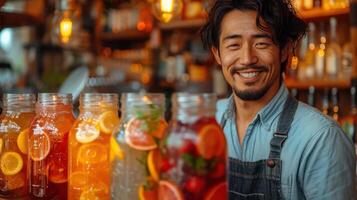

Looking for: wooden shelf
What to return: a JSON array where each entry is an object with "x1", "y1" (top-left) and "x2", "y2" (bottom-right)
[
  {"x1": 100, "y1": 30, "x2": 150, "y2": 41},
  {"x1": 0, "y1": 11, "x2": 42, "y2": 28},
  {"x1": 159, "y1": 18, "x2": 205, "y2": 30},
  {"x1": 298, "y1": 7, "x2": 350, "y2": 21},
  {"x1": 285, "y1": 78, "x2": 351, "y2": 89}
]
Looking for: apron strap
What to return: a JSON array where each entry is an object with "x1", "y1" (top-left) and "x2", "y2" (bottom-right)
[{"x1": 268, "y1": 95, "x2": 298, "y2": 160}]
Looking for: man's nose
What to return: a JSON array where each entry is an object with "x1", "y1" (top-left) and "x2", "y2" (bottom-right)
[{"x1": 239, "y1": 44, "x2": 258, "y2": 66}]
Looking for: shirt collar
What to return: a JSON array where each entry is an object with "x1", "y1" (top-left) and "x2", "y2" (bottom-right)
[{"x1": 257, "y1": 83, "x2": 289, "y2": 131}]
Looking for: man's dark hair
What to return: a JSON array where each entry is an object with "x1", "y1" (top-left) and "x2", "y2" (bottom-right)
[{"x1": 201, "y1": 0, "x2": 307, "y2": 50}]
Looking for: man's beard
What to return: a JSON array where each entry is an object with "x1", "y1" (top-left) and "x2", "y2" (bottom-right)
[
  {"x1": 230, "y1": 65, "x2": 271, "y2": 101},
  {"x1": 233, "y1": 84, "x2": 270, "y2": 101}
]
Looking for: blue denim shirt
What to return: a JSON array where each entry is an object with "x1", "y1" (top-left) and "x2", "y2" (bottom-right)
[{"x1": 216, "y1": 83, "x2": 356, "y2": 200}]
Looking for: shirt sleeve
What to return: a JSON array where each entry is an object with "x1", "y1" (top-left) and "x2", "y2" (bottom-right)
[{"x1": 300, "y1": 125, "x2": 356, "y2": 200}]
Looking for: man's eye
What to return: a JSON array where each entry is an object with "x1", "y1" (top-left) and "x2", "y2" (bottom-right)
[
  {"x1": 256, "y1": 42, "x2": 270, "y2": 49},
  {"x1": 227, "y1": 44, "x2": 240, "y2": 49}
]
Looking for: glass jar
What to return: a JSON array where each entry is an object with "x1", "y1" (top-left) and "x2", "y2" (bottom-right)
[
  {"x1": 111, "y1": 93, "x2": 167, "y2": 200},
  {"x1": 160, "y1": 93, "x2": 227, "y2": 199},
  {"x1": 68, "y1": 93, "x2": 119, "y2": 200},
  {"x1": 28, "y1": 93, "x2": 75, "y2": 199},
  {"x1": 0, "y1": 93, "x2": 36, "y2": 199}
]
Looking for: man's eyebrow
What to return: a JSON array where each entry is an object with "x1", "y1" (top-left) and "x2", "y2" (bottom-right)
[
  {"x1": 252, "y1": 34, "x2": 273, "y2": 39},
  {"x1": 222, "y1": 33, "x2": 272, "y2": 41},
  {"x1": 223, "y1": 34, "x2": 242, "y2": 41}
]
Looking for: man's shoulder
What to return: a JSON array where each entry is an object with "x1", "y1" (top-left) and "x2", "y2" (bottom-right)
[{"x1": 291, "y1": 101, "x2": 344, "y2": 138}]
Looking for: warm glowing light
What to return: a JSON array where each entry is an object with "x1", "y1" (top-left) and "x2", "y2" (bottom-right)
[
  {"x1": 60, "y1": 17, "x2": 73, "y2": 43},
  {"x1": 161, "y1": 0, "x2": 174, "y2": 12}
]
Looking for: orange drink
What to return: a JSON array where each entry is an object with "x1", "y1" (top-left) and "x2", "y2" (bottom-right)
[
  {"x1": 111, "y1": 93, "x2": 167, "y2": 199},
  {"x1": 68, "y1": 93, "x2": 119, "y2": 200},
  {"x1": 28, "y1": 93, "x2": 74, "y2": 199},
  {"x1": 0, "y1": 94, "x2": 36, "y2": 199},
  {"x1": 160, "y1": 93, "x2": 227, "y2": 200}
]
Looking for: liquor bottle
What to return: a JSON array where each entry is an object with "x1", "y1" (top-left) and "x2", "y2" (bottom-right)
[
  {"x1": 322, "y1": 89, "x2": 330, "y2": 115},
  {"x1": 325, "y1": 17, "x2": 341, "y2": 79},
  {"x1": 341, "y1": 41, "x2": 353, "y2": 79},
  {"x1": 298, "y1": 23, "x2": 316, "y2": 80},
  {"x1": 340, "y1": 86, "x2": 357, "y2": 142},
  {"x1": 292, "y1": 0, "x2": 302, "y2": 10},
  {"x1": 307, "y1": 86, "x2": 316, "y2": 106},
  {"x1": 331, "y1": 87, "x2": 339, "y2": 121},
  {"x1": 315, "y1": 22, "x2": 326, "y2": 79},
  {"x1": 303, "y1": 0, "x2": 314, "y2": 9},
  {"x1": 322, "y1": 0, "x2": 332, "y2": 9}
]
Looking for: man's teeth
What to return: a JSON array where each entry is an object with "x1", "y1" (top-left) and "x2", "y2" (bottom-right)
[{"x1": 239, "y1": 72, "x2": 259, "y2": 78}]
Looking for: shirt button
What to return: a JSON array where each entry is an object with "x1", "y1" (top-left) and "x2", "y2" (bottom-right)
[{"x1": 267, "y1": 159, "x2": 275, "y2": 168}]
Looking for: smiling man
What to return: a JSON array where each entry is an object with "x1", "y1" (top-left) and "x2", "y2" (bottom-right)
[{"x1": 201, "y1": 0, "x2": 356, "y2": 199}]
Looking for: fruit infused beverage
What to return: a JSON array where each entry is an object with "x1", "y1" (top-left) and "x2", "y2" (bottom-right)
[
  {"x1": 111, "y1": 93, "x2": 167, "y2": 200},
  {"x1": 160, "y1": 93, "x2": 227, "y2": 200},
  {"x1": 69, "y1": 93, "x2": 119, "y2": 200},
  {"x1": 28, "y1": 93, "x2": 75, "y2": 199},
  {"x1": 0, "y1": 94, "x2": 36, "y2": 199}
]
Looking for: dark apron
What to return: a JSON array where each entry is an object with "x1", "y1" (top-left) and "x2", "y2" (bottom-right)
[{"x1": 220, "y1": 95, "x2": 298, "y2": 200}]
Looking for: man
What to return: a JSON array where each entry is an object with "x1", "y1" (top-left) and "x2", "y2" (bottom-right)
[{"x1": 201, "y1": 0, "x2": 356, "y2": 199}]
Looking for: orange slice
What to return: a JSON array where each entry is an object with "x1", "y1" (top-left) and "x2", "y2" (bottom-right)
[
  {"x1": 77, "y1": 143, "x2": 107, "y2": 165},
  {"x1": 125, "y1": 118, "x2": 157, "y2": 151},
  {"x1": 197, "y1": 124, "x2": 225, "y2": 159},
  {"x1": 49, "y1": 160, "x2": 67, "y2": 183},
  {"x1": 158, "y1": 180, "x2": 184, "y2": 200},
  {"x1": 75, "y1": 119, "x2": 100, "y2": 144},
  {"x1": 99, "y1": 111, "x2": 120, "y2": 134},
  {"x1": 150, "y1": 119, "x2": 168, "y2": 139},
  {"x1": 80, "y1": 190, "x2": 100, "y2": 200},
  {"x1": 204, "y1": 182, "x2": 227, "y2": 200},
  {"x1": 29, "y1": 132, "x2": 51, "y2": 161},
  {"x1": 6, "y1": 173, "x2": 25, "y2": 190},
  {"x1": 17, "y1": 129, "x2": 29, "y2": 154},
  {"x1": 0, "y1": 138, "x2": 3, "y2": 154},
  {"x1": 147, "y1": 149, "x2": 162, "y2": 182},
  {"x1": 69, "y1": 171, "x2": 89, "y2": 190},
  {"x1": 110, "y1": 137, "x2": 124, "y2": 162},
  {"x1": 139, "y1": 184, "x2": 158, "y2": 200},
  {"x1": 0, "y1": 152, "x2": 23, "y2": 176}
]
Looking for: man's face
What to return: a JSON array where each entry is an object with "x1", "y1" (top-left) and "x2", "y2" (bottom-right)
[{"x1": 212, "y1": 10, "x2": 287, "y2": 101}]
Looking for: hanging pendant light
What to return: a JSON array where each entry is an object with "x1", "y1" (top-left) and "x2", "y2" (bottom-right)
[
  {"x1": 51, "y1": 0, "x2": 80, "y2": 47},
  {"x1": 151, "y1": 0, "x2": 183, "y2": 23}
]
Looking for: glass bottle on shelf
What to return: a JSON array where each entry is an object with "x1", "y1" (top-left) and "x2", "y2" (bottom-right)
[
  {"x1": 341, "y1": 41, "x2": 353, "y2": 79},
  {"x1": 303, "y1": 0, "x2": 314, "y2": 10},
  {"x1": 325, "y1": 17, "x2": 342, "y2": 79},
  {"x1": 322, "y1": 0, "x2": 333, "y2": 9},
  {"x1": 160, "y1": 93, "x2": 227, "y2": 199},
  {"x1": 308, "y1": 86, "x2": 316, "y2": 107},
  {"x1": 298, "y1": 22, "x2": 316, "y2": 80},
  {"x1": 315, "y1": 22, "x2": 327, "y2": 79},
  {"x1": 331, "y1": 87, "x2": 339, "y2": 121},
  {"x1": 0, "y1": 94, "x2": 36, "y2": 199},
  {"x1": 322, "y1": 89, "x2": 330, "y2": 115},
  {"x1": 111, "y1": 93, "x2": 168, "y2": 200},
  {"x1": 340, "y1": 86, "x2": 357, "y2": 142},
  {"x1": 292, "y1": 0, "x2": 302, "y2": 10},
  {"x1": 28, "y1": 93, "x2": 75, "y2": 199},
  {"x1": 68, "y1": 93, "x2": 119, "y2": 200}
]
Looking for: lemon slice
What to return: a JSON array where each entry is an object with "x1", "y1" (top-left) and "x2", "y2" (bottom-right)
[
  {"x1": 75, "y1": 120, "x2": 100, "y2": 144},
  {"x1": 17, "y1": 129, "x2": 29, "y2": 154},
  {"x1": 98, "y1": 111, "x2": 120, "y2": 134},
  {"x1": 0, "y1": 152, "x2": 23, "y2": 176}
]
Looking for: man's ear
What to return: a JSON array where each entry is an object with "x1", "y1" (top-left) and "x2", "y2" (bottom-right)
[
  {"x1": 280, "y1": 42, "x2": 291, "y2": 63},
  {"x1": 211, "y1": 46, "x2": 222, "y2": 66}
]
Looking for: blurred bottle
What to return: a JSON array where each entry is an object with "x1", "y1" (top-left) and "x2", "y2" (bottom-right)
[
  {"x1": 331, "y1": 87, "x2": 339, "y2": 121},
  {"x1": 325, "y1": 17, "x2": 341, "y2": 79},
  {"x1": 307, "y1": 86, "x2": 316, "y2": 106},
  {"x1": 341, "y1": 41, "x2": 353, "y2": 79},
  {"x1": 340, "y1": 86, "x2": 357, "y2": 142},
  {"x1": 322, "y1": 89, "x2": 330, "y2": 115},
  {"x1": 315, "y1": 22, "x2": 326, "y2": 79},
  {"x1": 303, "y1": 0, "x2": 314, "y2": 9},
  {"x1": 298, "y1": 23, "x2": 316, "y2": 80},
  {"x1": 292, "y1": 0, "x2": 302, "y2": 10}
]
